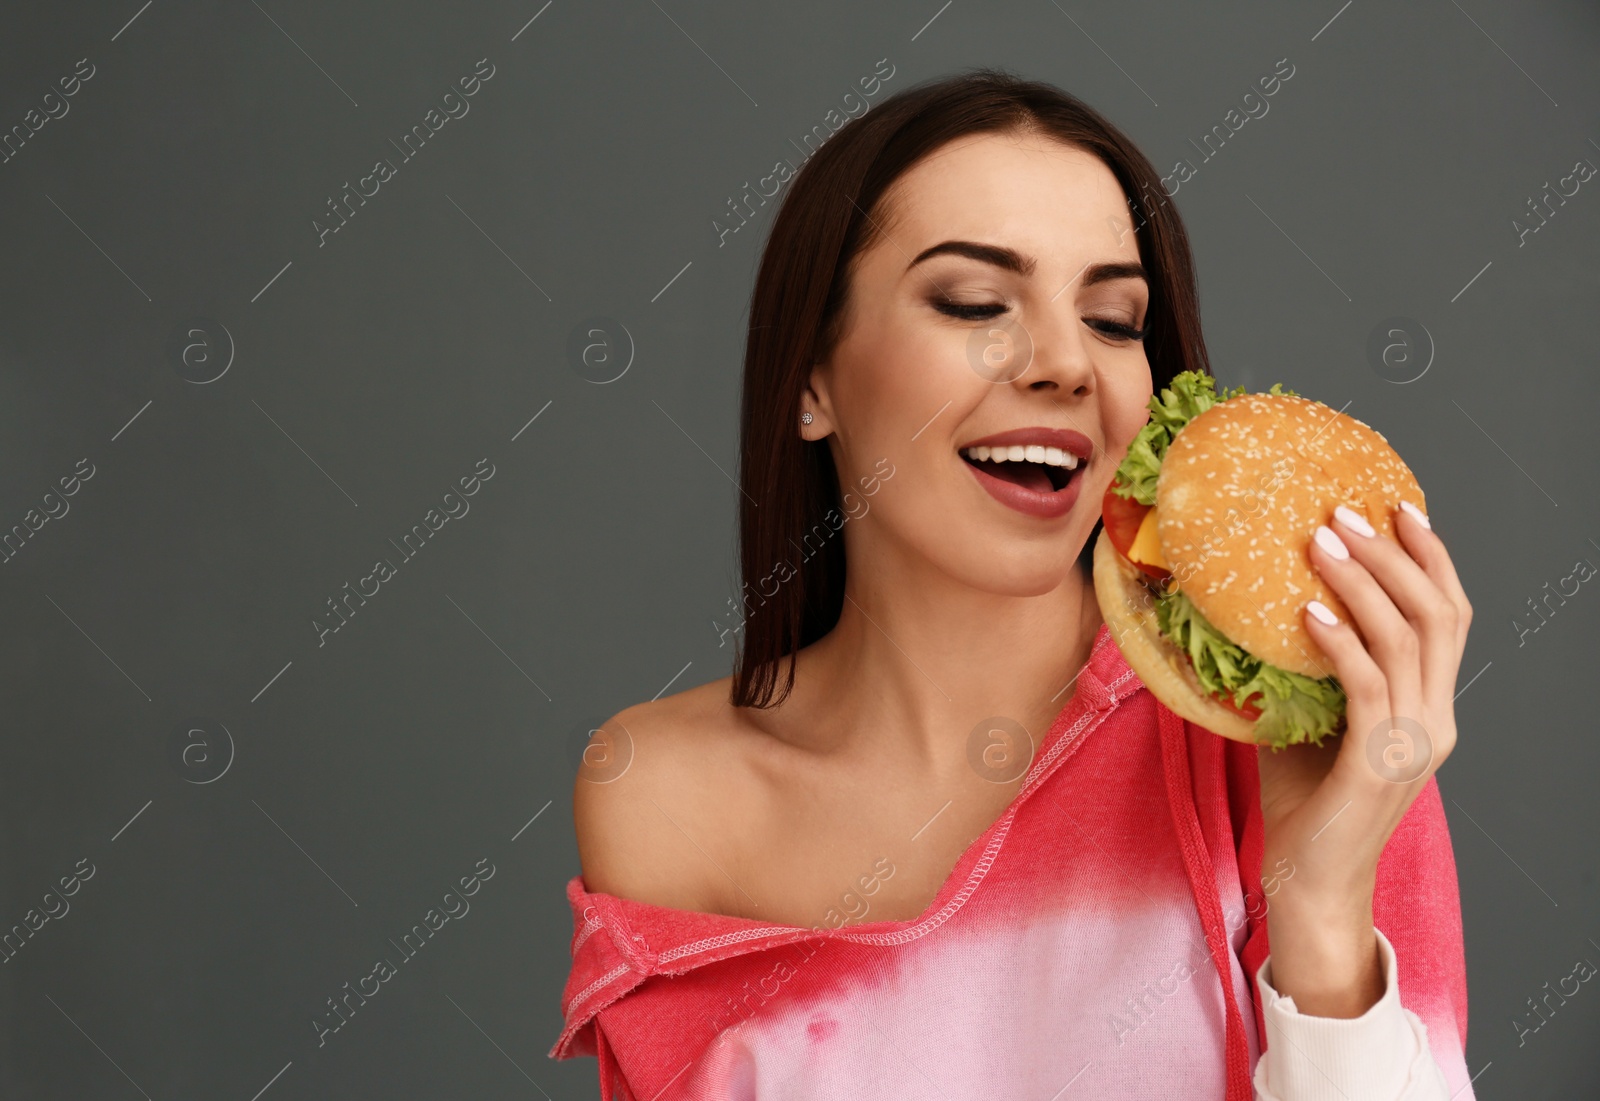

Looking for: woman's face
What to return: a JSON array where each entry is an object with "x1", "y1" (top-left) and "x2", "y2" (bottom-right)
[{"x1": 803, "y1": 130, "x2": 1156, "y2": 595}]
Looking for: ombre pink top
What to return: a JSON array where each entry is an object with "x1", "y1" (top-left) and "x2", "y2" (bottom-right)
[{"x1": 550, "y1": 623, "x2": 1473, "y2": 1100}]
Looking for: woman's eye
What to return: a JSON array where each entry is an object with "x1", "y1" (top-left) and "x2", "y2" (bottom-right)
[
  {"x1": 1085, "y1": 316, "x2": 1147, "y2": 342},
  {"x1": 932, "y1": 299, "x2": 1006, "y2": 321}
]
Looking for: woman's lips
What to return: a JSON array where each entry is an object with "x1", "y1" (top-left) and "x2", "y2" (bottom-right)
[
  {"x1": 957, "y1": 427, "x2": 1094, "y2": 520},
  {"x1": 963, "y1": 454, "x2": 1085, "y2": 519}
]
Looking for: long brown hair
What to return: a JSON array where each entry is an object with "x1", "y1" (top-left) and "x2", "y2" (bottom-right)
[{"x1": 731, "y1": 67, "x2": 1211, "y2": 708}]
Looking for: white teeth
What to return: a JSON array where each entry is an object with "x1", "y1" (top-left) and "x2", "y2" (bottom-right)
[{"x1": 961, "y1": 445, "x2": 1082, "y2": 470}]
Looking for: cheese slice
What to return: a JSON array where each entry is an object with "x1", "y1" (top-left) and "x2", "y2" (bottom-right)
[{"x1": 1126, "y1": 506, "x2": 1169, "y2": 570}]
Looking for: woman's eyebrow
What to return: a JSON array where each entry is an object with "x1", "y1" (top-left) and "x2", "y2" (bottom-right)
[
  {"x1": 905, "y1": 241, "x2": 1147, "y2": 288},
  {"x1": 907, "y1": 240, "x2": 1035, "y2": 275},
  {"x1": 1079, "y1": 261, "x2": 1148, "y2": 288}
]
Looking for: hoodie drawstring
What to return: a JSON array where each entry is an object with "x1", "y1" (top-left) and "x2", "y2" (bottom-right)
[{"x1": 1157, "y1": 701, "x2": 1253, "y2": 1101}]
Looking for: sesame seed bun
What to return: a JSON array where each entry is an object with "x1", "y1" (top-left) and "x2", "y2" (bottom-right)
[
  {"x1": 1155, "y1": 392, "x2": 1425, "y2": 680},
  {"x1": 1092, "y1": 525, "x2": 1259, "y2": 743}
]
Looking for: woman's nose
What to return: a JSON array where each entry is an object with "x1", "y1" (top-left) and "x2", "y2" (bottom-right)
[{"x1": 1009, "y1": 312, "x2": 1095, "y2": 395}]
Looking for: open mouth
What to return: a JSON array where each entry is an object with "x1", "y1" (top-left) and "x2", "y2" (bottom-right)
[{"x1": 960, "y1": 445, "x2": 1079, "y2": 494}]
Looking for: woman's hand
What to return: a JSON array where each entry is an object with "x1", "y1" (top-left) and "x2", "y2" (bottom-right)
[{"x1": 1254, "y1": 500, "x2": 1473, "y2": 1017}]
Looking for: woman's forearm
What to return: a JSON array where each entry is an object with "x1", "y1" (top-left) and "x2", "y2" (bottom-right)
[
  {"x1": 1264, "y1": 883, "x2": 1384, "y2": 1018},
  {"x1": 1253, "y1": 927, "x2": 1454, "y2": 1100}
]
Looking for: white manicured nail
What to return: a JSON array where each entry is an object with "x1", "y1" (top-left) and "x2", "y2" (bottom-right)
[
  {"x1": 1399, "y1": 500, "x2": 1431, "y2": 530},
  {"x1": 1333, "y1": 504, "x2": 1375, "y2": 537},
  {"x1": 1306, "y1": 600, "x2": 1339, "y2": 626},
  {"x1": 1313, "y1": 525, "x2": 1349, "y2": 560}
]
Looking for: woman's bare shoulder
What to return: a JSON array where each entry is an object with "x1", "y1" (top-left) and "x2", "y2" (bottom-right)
[{"x1": 570, "y1": 673, "x2": 758, "y2": 911}]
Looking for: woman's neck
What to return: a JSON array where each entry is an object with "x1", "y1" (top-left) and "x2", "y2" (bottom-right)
[{"x1": 770, "y1": 541, "x2": 1104, "y2": 766}]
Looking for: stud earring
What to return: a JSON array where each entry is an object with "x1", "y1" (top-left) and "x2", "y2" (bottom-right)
[{"x1": 800, "y1": 412, "x2": 814, "y2": 426}]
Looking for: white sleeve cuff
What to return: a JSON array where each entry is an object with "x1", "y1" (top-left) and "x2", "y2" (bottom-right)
[{"x1": 1252, "y1": 928, "x2": 1451, "y2": 1101}]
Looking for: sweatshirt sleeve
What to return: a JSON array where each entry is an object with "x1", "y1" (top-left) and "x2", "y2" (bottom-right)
[
  {"x1": 1251, "y1": 928, "x2": 1451, "y2": 1100},
  {"x1": 1225, "y1": 749, "x2": 1476, "y2": 1099}
]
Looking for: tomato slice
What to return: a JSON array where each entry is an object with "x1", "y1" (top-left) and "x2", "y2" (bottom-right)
[
  {"x1": 1101, "y1": 482, "x2": 1150, "y2": 558},
  {"x1": 1101, "y1": 482, "x2": 1171, "y2": 582},
  {"x1": 1213, "y1": 691, "x2": 1263, "y2": 720}
]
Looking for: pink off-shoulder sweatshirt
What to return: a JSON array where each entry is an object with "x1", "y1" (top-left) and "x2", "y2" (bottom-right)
[{"x1": 550, "y1": 622, "x2": 1473, "y2": 1099}]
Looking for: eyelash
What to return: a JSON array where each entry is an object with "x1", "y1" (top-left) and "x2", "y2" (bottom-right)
[{"x1": 931, "y1": 300, "x2": 1148, "y2": 342}]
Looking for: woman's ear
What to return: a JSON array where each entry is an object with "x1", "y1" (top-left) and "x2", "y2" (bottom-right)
[{"x1": 799, "y1": 363, "x2": 837, "y2": 441}]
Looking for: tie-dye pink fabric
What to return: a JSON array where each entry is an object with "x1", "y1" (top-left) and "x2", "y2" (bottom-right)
[{"x1": 550, "y1": 622, "x2": 1472, "y2": 1100}]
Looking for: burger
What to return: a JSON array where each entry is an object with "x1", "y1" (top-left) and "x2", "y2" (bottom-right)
[{"x1": 1092, "y1": 370, "x2": 1426, "y2": 748}]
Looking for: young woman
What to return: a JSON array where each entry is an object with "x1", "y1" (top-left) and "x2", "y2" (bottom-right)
[{"x1": 551, "y1": 70, "x2": 1474, "y2": 1100}]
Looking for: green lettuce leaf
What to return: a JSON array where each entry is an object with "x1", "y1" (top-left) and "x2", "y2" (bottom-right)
[
  {"x1": 1111, "y1": 370, "x2": 1298, "y2": 505},
  {"x1": 1154, "y1": 585, "x2": 1346, "y2": 748}
]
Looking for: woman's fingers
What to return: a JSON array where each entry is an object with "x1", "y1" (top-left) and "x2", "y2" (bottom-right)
[
  {"x1": 1310, "y1": 505, "x2": 1424, "y2": 708},
  {"x1": 1301, "y1": 596, "x2": 1386, "y2": 740},
  {"x1": 1327, "y1": 502, "x2": 1465, "y2": 713},
  {"x1": 1392, "y1": 501, "x2": 1474, "y2": 658},
  {"x1": 1302, "y1": 601, "x2": 1440, "y2": 806},
  {"x1": 1301, "y1": 595, "x2": 1379, "y2": 704}
]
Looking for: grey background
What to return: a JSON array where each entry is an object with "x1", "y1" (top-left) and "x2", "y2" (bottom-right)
[{"x1": 0, "y1": 0, "x2": 1595, "y2": 1097}]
